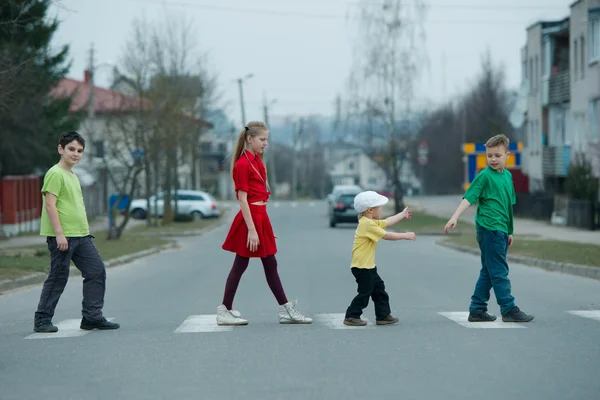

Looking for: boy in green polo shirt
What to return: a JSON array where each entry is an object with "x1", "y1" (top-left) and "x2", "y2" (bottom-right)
[
  {"x1": 34, "y1": 131, "x2": 120, "y2": 333},
  {"x1": 444, "y1": 134, "x2": 534, "y2": 323}
]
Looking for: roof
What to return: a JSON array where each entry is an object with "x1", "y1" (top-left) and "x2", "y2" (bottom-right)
[
  {"x1": 50, "y1": 76, "x2": 213, "y2": 128},
  {"x1": 526, "y1": 18, "x2": 568, "y2": 32},
  {"x1": 50, "y1": 78, "x2": 144, "y2": 114},
  {"x1": 570, "y1": 0, "x2": 583, "y2": 8}
]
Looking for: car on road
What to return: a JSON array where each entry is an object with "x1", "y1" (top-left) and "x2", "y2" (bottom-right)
[
  {"x1": 327, "y1": 185, "x2": 362, "y2": 204},
  {"x1": 128, "y1": 190, "x2": 221, "y2": 220},
  {"x1": 328, "y1": 189, "x2": 361, "y2": 228}
]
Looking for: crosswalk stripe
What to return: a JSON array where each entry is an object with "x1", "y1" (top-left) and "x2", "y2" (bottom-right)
[
  {"x1": 24, "y1": 318, "x2": 116, "y2": 339},
  {"x1": 314, "y1": 313, "x2": 375, "y2": 329},
  {"x1": 174, "y1": 315, "x2": 233, "y2": 333},
  {"x1": 567, "y1": 310, "x2": 600, "y2": 322},
  {"x1": 437, "y1": 312, "x2": 526, "y2": 329}
]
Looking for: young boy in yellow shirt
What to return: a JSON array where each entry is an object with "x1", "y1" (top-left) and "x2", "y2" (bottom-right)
[{"x1": 344, "y1": 191, "x2": 416, "y2": 326}]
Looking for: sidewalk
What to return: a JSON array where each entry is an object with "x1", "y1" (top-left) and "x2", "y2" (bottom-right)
[
  {"x1": 0, "y1": 217, "x2": 145, "y2": 249},
  {"x1": 405, "y1": 195, "x2": 600, "y2": 246}
]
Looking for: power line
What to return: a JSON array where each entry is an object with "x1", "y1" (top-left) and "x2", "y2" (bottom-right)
[{"x1": 124, "y1": 0, "x2": 562, "y2": 25}]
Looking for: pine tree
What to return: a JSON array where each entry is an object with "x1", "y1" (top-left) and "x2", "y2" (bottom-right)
[{"x1": 0, "y1": 0, "x2": 80, "y2": 177}]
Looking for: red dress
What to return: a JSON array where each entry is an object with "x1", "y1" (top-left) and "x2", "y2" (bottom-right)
[{"x1": 222, "y1": 151, "x2": 277, "y2": 258}]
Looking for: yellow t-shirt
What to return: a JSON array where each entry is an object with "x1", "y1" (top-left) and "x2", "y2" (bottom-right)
[{"x1": 350, "y1": 217, "x2": 387, "y2": 269}]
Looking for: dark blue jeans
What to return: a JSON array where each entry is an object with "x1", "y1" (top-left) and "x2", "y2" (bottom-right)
[{"x1": 469, "y1": 225, "x2": 516, "y2": 316}]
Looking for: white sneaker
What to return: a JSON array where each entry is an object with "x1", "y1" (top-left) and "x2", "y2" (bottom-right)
[
  {"x1": 216, "y1": 304, "x2": 248, "y2": 326},
  {"x1": 278, "y1": 300, "x2": 313, "y2": 324}
]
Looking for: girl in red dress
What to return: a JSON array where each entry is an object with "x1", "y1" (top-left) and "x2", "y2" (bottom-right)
[{"x1": 217, "y1": 121, "x2": 312, "y2": 326}]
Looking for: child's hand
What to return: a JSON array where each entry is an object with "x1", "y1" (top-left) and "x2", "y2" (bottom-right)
[
  {"x1": 401, "y1": 207, "x2": 411, "y2": 220},
  {"x1": 444, "y1": 218, "x2": 457, "y2": 234},
  {"x1": 508, "y1": 235, "x2": 513, "y2": 247},
  {"x1": 403, "y1": 232, "x2": 416, "y2": 241}
]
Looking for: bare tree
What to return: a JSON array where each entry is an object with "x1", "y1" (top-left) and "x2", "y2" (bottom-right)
[
  {"x1": 344, "y1": 0, "x2": 428, "y2": 212},
  {"x1": 113, "y1": 13, "x2": 219, "y2": 226}
]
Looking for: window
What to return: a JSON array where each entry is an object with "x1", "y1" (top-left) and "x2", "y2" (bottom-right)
[
  {"x1": 529, "y1": 58, "x2": 533, "y2": 93},
  {"x1": 191, "y1": 194, "x2": 206, "y2": 201},
  {"x1": 534, "y1": 56, "x2": 539, "y2": 92},
  {"x1": 218, "y1": 143, "x2": 227, "y2": 152},
  {"x1": 590, "y1": 16, "x2": 600, "y2": 61},
  {"x1": 590, "y1": 100, "x2": 600, "y2": 142},
  {"x1": 93, "y1": 140, "x2": 104, "y2": 158},
  {"x1": 348, "y1": 162, "x2": 354, "y2": 170},
  {"x1": 574, "y1": 39, "x2": 579, "y2": 81},
  {"x1": 201, "y1": 142, "x2": 212, "y2": 153},
  {"x1": 368, "y1": 177, "x2": 377, "y2": 185},
  {"x1": 521, "y1": 47, "x2": 528, "y2": 80},
  {"x1": 581, "y1": 36, "x2": 585, "y2": 79},
  {"x1": 543, "y1": 38, "x2": 551, "y2": 77}
]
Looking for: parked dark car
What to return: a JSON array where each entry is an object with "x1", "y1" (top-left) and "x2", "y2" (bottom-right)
[{"x1": 328, "y1": 190, "x2": 361, "y2": 228}]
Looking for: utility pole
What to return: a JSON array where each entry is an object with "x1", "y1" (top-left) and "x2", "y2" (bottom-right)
[
  {"x1": 236, "y1": 73, "x2": 253, "y2": 127},
  {"x1": 263, "y1": 94, "x2": 277, "y2": 199},
  {"x1": 462, "y1": 105, "x2": 468, "y2": 192},
  {"x1": 87, "y1": 43, "x2": 96, "y2": 146},
  {"x1": 291, "y1": 118, "x2": 304, "y2": 201}
]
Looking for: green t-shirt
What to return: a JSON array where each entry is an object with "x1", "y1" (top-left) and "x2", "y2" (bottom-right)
[
  {"x1": 463, "y1": 166, "x2": 516, "y2": 234},
  {"x1": 40, "y1": 164, "x2": 90, "y2": 237}
]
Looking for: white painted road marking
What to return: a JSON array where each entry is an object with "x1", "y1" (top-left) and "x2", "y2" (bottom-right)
[
  {"x1": 567, "y1": 310, "x2": 600, "y2": 322},
  {"x1": 314, "y1": 313, "x2": 375, "y2": 329},
  {"x1": 25, "y1": 318, "x2": 116, "y2": 339},
  {"x1": 174, "y1": 315, "x2": 233, "y2": 333},
  {"x1": 438, "y1": 312, "x2": 526, "y2": 329}
]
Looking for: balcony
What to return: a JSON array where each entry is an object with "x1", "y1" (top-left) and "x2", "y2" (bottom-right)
[
  {"x1": 542, "y1": 145, "x2": 571, "y2": 177},
  {"x1": 548, "y1": 70, "x2": 570, "y2": 104}
]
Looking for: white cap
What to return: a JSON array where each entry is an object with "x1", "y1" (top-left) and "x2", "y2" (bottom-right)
[{"x1": 353, "y1": 191, "x2": 389, "y2": 213}]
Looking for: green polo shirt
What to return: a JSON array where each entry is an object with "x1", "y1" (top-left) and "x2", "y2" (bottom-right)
[
  {"x1": 463, "y1": 166, "x2": 516, "y2": 235},
  {"x1": 40, "y1": 164, "x2": 90, "y2": 237}
]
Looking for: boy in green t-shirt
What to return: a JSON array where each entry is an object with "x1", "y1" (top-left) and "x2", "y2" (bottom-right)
[
  {"x1": 34, "y1": 132, "x2": 120, "y2": 333},
  {"x1": 445, "y1": 134, "x2": 534, "y2": 323}
]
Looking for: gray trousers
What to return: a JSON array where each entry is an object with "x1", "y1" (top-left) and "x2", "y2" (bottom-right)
[{"x1": 34, "y1": 235, "x2": 106, "y2": 325}]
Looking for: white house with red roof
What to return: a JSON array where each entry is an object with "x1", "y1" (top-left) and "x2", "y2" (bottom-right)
[{"x1": 50, "y1": 70, "x2": 214, "y2": 214}]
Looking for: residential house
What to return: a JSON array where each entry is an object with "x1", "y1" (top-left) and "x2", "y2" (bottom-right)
[
  {"x1": 520, "y1": 2, "x2": 600, "y2": 197},
  {"x1": 329, "y1": 151, "x2": 387, "y2": 191},
  {"x1": 50, "y1": 70, "x2": 213, "y2": 214},
  {"x1": 522, "y1": 18, "x2": 571, "y2": 194},
  {"x1": 570, "y1": 0, "x2": 600, "y2": 180}
]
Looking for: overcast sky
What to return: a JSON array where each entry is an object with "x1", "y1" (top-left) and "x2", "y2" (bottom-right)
[{"x1": 50, "y1": 0, "x2": 574, "y2": 125}]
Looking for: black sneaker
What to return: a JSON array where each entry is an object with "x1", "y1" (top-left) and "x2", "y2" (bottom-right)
[
  {"x1": 34, "y1": 322, "x2": 58, "y2": 333},
  {"x1": 502, "y1": 306, "x2": 534, "y2": 323},
  {"x1": 80, "y1": 317, "x2": 120, "y2": 331},
  {"x1": 468, "y1": 311, "x2": 497, "y2": 322}
]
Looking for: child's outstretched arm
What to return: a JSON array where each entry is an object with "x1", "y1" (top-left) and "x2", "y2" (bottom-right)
[
  {"x1": 385, "y1": 207, "x2": 411, "y2": 227},
  {"x1": 444, "y1": 199, "x2": 471, "y2": 234},
  {"x1": 383, "y1": 231, "x2": 416, "y2": 241}
]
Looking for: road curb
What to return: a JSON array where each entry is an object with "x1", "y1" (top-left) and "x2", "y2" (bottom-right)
[
  {"x1": 436, "y1": 240, "x2": 600, "y2": 281},
  {"x1": 0, "y1": 242, "x2": 180, "y2": 294},
  {"x1": 0, "y1": 215, "x2": 230, "y2": 294}
]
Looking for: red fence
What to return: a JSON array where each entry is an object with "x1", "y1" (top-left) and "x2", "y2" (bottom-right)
[{"x1": 0, "y1": 175, "x2": 42, "y2": 237}]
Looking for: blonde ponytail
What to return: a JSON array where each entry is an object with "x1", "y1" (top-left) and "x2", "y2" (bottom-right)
[{"x1": 230, "y1": 121, "x2": 269, "y2": 181}]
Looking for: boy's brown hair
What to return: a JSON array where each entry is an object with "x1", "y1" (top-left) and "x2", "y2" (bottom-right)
[{"x1": 485, "y1": 134, "x2": 510, "y2": 150}]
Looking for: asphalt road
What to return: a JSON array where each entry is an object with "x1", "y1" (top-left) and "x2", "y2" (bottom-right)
[{"x1": 1, "y1": 200, "x2": 599, "y2": 400}]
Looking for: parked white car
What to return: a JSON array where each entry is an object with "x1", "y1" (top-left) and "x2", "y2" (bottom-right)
[{"x1": 128, "y1": 190, "x2": 221, "y2": 220}]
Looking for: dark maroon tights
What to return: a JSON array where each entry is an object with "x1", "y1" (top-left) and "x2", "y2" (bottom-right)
[{"x1": 222, "y1": 255, "x2": 288, "y2": 309}]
